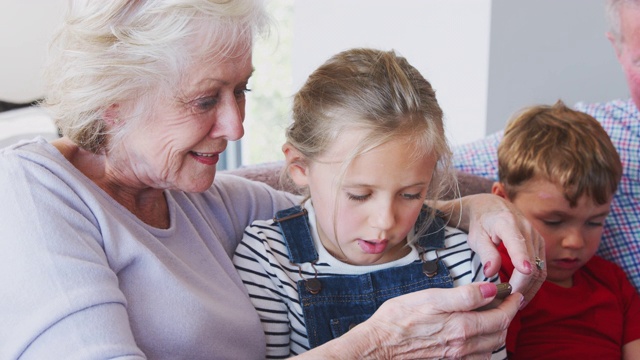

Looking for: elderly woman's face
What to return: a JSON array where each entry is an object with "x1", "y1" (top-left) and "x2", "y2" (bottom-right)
[{"x1": 119, "y1": 50, "x2": 253, "y2": 192}]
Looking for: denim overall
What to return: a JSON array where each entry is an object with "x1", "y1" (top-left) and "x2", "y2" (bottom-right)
[{"x1": 274, "y1": 205, "x2": 454, "y2": 349}]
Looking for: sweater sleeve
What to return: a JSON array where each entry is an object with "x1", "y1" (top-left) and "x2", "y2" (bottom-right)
[
  {"x1": 204, "y1": 173, "x2": 299, "y2": 257},
  {"x1": 0, "y1": 148, "x2": 144, "y2": 359}
]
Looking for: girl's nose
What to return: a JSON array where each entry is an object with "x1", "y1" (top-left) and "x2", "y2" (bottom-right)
[{"x1": 370, "y1": 202, "x2": 396, "y2": 231}]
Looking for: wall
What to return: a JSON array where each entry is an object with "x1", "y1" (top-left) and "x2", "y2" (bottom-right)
[
  {"x1": 486, "y1": 0, "x2": 627, "y2": 134},
  {"x1": 292, "y1": 0, "x2": 492, "y2": 146},
  {"x1": 0, "y1": 0, "x2": 630, "y2": 147},
  {"x1": 0, "y1": 1, "x2": 66, "y2": 103},
  {"x1": 292, "y1": 0, "x2": 629, "y2": 145}
]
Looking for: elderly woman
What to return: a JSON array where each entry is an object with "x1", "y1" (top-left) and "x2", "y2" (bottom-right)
[{"x1": 0, "y1": 0, "x2": 543, "y2": 359}]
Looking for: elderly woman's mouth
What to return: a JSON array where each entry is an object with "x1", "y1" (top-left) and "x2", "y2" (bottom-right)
[{"x1": 190, "y1": 151, "x2": 219, "y2": 165}]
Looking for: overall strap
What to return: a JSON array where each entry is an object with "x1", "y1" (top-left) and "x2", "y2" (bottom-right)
[
  {"x1": 415, "y1": 206, "x2": 446, "y2": 250},
  {"x1": 273, "y1": 205, "x2": 318, "y2": 264}
]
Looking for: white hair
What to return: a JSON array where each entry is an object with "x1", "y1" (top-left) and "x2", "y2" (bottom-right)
[
  {"x1": 605, "y1": 0, "x2": 640, "y2": 46},
  {"x1": 43, "y1": 0, "x2": 270, "y2": 152}
]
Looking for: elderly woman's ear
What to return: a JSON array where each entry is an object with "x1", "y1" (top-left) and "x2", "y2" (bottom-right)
[{"x1": 103, "y1": 104, "x2": 121, "y2": 127}]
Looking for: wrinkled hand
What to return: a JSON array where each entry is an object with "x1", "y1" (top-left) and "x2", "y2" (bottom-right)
[
  {"x1": 330, "y1": 283, "x2": 522, "y2": 359},
  {"x1": 456, "y1": 193, "x2": 546, "y2": 304}
]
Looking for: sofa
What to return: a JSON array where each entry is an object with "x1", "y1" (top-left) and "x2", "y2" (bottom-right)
[
  {"x1": 222, "y1": 161, "x2": 494, "y2": 199},
  {"x1": 0, "y1": 105, "x2": 494, "y2": 196}
]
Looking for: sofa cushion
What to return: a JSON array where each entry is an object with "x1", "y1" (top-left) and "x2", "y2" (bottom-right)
[{"x1": 221, "y1": 161, "x2": 494, "y2": 199}]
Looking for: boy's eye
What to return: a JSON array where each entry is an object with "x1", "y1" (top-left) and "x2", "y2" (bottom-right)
[
  {"x1": 587, "y1": 220, "x2": 604, "y2": 227},
  {"x1": 542, "y1": 219, "x2": 562, "y2": 226}
]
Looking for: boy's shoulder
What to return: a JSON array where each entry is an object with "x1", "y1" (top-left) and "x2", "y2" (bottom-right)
[
  {"x1": 583, "y1": 255, "x2": 624, "y2": 273},
  {"x1": 581, "y1": 255, "x2": 635, "y2": 291}
]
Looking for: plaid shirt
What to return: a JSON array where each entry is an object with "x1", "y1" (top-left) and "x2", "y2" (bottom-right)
[{"x1": 453, "y1": 98, "x2": 640, "y2": 292}]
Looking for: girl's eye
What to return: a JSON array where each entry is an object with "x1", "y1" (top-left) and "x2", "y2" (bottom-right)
[
  {"x1": 347, "y1": 193, "x2": 370, "y2": 202},
  {"x1": 401, "y1": 193, "x2": 423, "y2": 200}
]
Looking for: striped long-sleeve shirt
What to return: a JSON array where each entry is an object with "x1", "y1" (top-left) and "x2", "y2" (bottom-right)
[{"x1": 233, "y1": 201, "x2": 506, "y2": 359}]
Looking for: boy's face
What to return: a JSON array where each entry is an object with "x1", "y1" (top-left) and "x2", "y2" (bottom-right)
[
  {"x1": 493, "y1": 179, "x2": 611, "y2": 288},
  {"x1": 288, "y1": 128, "x2": 437, "y2": 266}
]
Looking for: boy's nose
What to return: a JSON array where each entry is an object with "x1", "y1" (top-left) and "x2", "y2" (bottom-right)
[{"x1": 562, "y1": 229, "x2": 585, "y2": 249}]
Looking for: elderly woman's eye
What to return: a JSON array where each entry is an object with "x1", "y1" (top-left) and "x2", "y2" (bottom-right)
[
  {"x1": 192, "y1": 96, "x2": 219, "y2": 112},
  {"x1": 234, "y1": 87, "x2": 251, "y2": 99}
]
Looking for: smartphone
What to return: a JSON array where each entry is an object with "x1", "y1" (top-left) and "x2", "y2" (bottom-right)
[{"x1": 475, "y1": 282, "x2": 512, "y2": 311}]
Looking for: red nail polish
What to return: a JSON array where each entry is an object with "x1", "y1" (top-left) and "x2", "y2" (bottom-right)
[
  {"x1": 519, "y1": 295, "x2": 527, "y2": 310},
  {"x1": 483, "y1": 261, "x2": 492, "y2": 276},
  {"x1": 480, "y1": 283, "x2": 497, "y2": 299},
  {"x1": 523, "y1": 260, "x2": 532, "y2": 273}
]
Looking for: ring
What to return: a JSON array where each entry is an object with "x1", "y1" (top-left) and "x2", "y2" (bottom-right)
[{"x1": 535, "y1": 257, "x2": 545, "y2": 270}]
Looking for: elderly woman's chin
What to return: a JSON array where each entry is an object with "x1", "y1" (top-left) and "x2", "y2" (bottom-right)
[
  {"x1": 169, "y1": 165, "x2": 218, "y2": 193},
  {"x1": 188, "y1": 173, "x2": 217, "y2": 193}
]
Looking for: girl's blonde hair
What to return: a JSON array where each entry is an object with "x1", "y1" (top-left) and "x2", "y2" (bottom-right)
[
  {"x1": 43, "y1": 0, "x2": 270, "y2": 153},
  {"x1": 285, "y1": 48, "x2": 456, "y2": 238}
]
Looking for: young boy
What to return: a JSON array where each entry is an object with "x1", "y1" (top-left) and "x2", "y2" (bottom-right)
[{"x1": 492, "y1": 100, "x2": 640, "y2": 359}]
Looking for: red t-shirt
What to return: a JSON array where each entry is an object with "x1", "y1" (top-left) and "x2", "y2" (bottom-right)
[{"x1": 499, "y1": 243, "x2": 640, "y2": 359}]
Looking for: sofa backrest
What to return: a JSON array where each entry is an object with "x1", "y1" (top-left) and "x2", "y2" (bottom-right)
[{"x1": 221, "y1": 161, "x2": 494, "y2": 199}]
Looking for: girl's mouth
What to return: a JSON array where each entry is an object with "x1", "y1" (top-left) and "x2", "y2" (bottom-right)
[{"x1": 357, "y1": 239, "x2": 388, "y2": 254}]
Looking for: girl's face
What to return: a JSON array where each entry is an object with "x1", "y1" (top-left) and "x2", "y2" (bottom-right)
[
  {"x1": 112, "y1": 49, "x2": 253, "y2": 193},
  {"x1": 291, "y1": 128, "x2": 438, "y2": 265}
]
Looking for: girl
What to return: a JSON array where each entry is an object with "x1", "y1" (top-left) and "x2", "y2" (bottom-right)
[{"x1": 233, "y1": 48, "x2": 507, "y2": 359}]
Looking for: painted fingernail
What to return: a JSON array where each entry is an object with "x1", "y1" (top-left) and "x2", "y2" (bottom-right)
[
  {"x1": 483, "y1": 261, "x2": 492, "y2": 276},
  {"x1": 519, "y1": 295, "x2": 527, "y2": 310},
  {"x1": 480, "y1": 283, "x2": 497, "y2": 299},
  {"x1": 523, "y1": 260, "x2": 532, "y2": 273}
]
